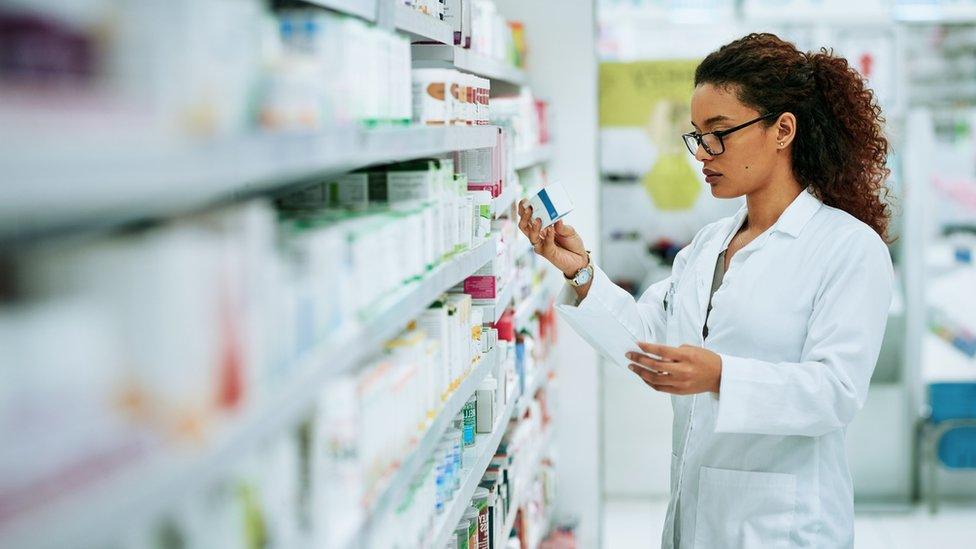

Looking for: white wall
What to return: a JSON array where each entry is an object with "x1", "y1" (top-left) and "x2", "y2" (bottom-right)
[{"x1": 493, "y1": 0, "x2": 604, "y2": 546}]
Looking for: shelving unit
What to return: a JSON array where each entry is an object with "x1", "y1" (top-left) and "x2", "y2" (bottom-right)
[
  {"x1": 514, "y1": 233, "x2": 535, "y2": 259},
  {"x1": 394, "y1": 3, "x2": 454, "y2": 44},
  {"x1": 515, "y1": 268, "x2": 560, "y2": 323},
  {"x1": 501, "y1": 427, "x2": 553, "y2": 541},
  {"x1": 356, "y1": 346, "x2": 500, "y2": 541},
  {"x1": 514, "y1": 144, "x2": 553, "y2": 171},
  {"x1": 430, "y1": 393, "x2": 520, "y2": 547},
  {"x1": 1, "y1": 1, "x2": 561, "y2": 547},
  {"x1": 493, "y1": 184, "x2": 519, "y2": 219},
  {"x1": 492, "y1": 281, "x2": 517, "y2": 323},
  {"x1": 515, "y1": 359, "x2": 551, "y2": 420},
  {"x1": 0, "y1": 236, "x2": 499, "y2": 549},
  {"x1": 305, "y1": 0, "x2": 377, "y2": 21},
  {"x1": 0, "y1": 125, "x2": 499, "y2": 241},
  {"x1": 412, "y1": 44, "x2": 528, "y2": 87}
]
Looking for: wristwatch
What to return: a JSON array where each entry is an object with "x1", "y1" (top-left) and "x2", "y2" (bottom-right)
[{"x1": 565, "y1": 251, "x2": 594, "y2": 287}]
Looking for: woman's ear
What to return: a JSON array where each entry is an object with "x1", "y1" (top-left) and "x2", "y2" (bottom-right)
[{"x1": 775, "y1": 112, "x2": 797, "y2": 149}]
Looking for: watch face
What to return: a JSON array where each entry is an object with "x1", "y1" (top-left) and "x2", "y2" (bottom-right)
[{"x1": 575, "y1": 266, "x2": 592, "y2": 286}]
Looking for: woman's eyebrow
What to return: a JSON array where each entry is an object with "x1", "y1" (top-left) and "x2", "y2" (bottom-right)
[
  {"x1": 690, "y1": 114, "x2": 732, "y2": 130},
  {"x1": 703, "y1": 115, "x2": 732, "y2": 126}
]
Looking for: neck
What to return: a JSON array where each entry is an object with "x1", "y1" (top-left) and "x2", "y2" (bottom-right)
[{"x1": 743, "y1": 171, "x2": 803, "y2": 232}]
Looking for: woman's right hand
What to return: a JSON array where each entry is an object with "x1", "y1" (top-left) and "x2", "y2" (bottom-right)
[{"x1": 517, "y1": 199, "x2": 589, "y2": 277}]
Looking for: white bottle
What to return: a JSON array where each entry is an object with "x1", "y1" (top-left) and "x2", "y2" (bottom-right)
[{"x1": 476, "y1": 374, "x2": 497, "y2": 433}]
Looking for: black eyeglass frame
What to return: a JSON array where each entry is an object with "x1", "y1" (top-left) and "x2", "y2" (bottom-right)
[{"x1": 682, "y1": 112, "x2": 781, "y2": 156}]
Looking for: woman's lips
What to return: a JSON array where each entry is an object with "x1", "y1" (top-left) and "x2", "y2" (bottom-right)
[{"x1": 703, "y1": 170, "x2": 722, "y2": 184}]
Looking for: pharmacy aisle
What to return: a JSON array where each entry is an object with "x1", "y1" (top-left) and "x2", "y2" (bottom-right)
[{"x1": 0, "y1": 1, "x2": 578, "y2": 548}]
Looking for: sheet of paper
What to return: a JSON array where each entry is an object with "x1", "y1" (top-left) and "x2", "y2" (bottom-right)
[{"x1": 556, "y1": 303, "x2": 649, "y2": 370}]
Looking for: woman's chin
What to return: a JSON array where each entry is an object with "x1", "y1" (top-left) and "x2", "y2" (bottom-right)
[{"x1": 709, "y1": 184, "x2": 736, "y2": 199}]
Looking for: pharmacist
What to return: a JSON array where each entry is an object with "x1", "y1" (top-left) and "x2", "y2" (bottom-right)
[{"x1": 519, "y1": 34, "x2": 893, "y2": 549}]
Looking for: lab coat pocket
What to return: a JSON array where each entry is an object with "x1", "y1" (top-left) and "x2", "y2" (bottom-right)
[{"x1": 693, "y1": 466, "x2": 796, "y2": 549}]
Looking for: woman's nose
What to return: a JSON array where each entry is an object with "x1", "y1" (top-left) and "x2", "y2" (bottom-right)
[{"x1": 694, "y1": 142, "x2": 713, "y2": 162}]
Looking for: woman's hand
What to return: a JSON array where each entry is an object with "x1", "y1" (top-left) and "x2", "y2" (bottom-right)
[
  {"x1": 626, "y1": 343, "x2": 723, "y2": 395},
  {"x1": 517, "y1": 200, "x2": 589, "y2": 277}
]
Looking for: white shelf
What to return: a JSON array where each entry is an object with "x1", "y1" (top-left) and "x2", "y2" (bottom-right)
[
  {"x1": 514, "y1": 360, "x2": 551, "y2": 420},
  {"x1": 515, "y1": 234, "x2": 534, "y2": 259},
  {"x1": 492, "y1": 185, "x2": 518, "y2": 219},
  {"x1": 0, "y1": 236, "x2": 499, "y2": 549},
  {"x1": 893, "y1": 4, "x2": 976, "y2": 22},
  {"x1": 514, "y1": 144, "x2": 552, "y2": 171},
  {"x1": 430, "y1": 392, "x2": 519, "y2": 548},
  {"x1": 492, "y1": 281, "x2": 517, "y2": 324},
  {"x1": 501, "y1": 427, "x2": 553, "y2": 540},
  {"x1": 515, "y1": 268, "x2": 559, "y2": 323},
  {"x1": 358, "y1": 346, "x2": 499, "y2": 541},
  {"x1": 0, "y1": 125, "x2": 499, "y2": 240},
  {"x1": 412, "y1": 45, "x2": 527, "y2": 87},
  {"x1": 305, "y1": 0, "x2": 377, "y2": 21},
  {"x1": 394, "y1": 4, "x2": 454, "y2": 44}
]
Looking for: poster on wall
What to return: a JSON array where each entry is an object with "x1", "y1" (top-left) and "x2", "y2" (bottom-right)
[
  {"x1": 598, "y1": 59, "x2": 742, "y2": 292},
  {"x1": 599, "y1": 60, "x2": 701, "y2": 211}
]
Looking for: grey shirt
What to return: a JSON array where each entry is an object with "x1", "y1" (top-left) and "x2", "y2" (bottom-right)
[{"x1": 702, "y1": 249, "x2": 727, "y2": 340}]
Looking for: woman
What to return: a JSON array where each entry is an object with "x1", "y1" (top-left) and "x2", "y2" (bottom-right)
[{"x1": 518, "y1": 33, "x2": 893, "y2": 548}]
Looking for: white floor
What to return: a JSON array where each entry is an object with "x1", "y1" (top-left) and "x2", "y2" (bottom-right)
[{"x1": 603, "y1": 498, "x2": 976, "y2": 549}]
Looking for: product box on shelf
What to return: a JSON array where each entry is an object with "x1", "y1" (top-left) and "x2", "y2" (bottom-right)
[
  {"x1": 412, "y1": 69, "x2": 490, "y2": 126},
  {"x1": 444, "y1": 0, "x2": 472, "y2": 48},
  {"x1": 454, "y1": 132, "x2": 506, "y2": 198},
  {"x1": 266, "y1": 9, "x2": 412, "y2": 131},
  {"x1": 312, "y1": 376, "x2": 363, "y2": 548},
  {"x1": 18, "y1": 221, "x2": 254, "y2": 439}
]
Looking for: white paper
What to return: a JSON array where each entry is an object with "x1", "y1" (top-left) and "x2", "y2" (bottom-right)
[{"x1": 555, "y1": 303, "x2": 648, "y2": 370}]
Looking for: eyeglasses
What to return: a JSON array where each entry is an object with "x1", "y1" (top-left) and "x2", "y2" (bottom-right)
[{"x1": 681, "y1": 112, "x2": 780, "y2": 156}]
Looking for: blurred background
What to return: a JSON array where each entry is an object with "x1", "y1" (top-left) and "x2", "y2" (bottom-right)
[{"x1": 1, "y1": 0, "x2": 975, "y2": 548}]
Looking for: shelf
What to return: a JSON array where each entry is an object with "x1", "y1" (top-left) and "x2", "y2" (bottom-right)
[
  {"x1": 515, "y1": 234, "x2": 534, "y2": 259},
  {"x1": 492, "y1": 185, "x2": 518, "y2": 219},
  {"x1": 0, "y1": 125, "x2": 499, "y2": 242},
  {"x1": 514, "y1": 360, "x2": 551, "y2": 420},
  {"x1": 394, "y1": 4, "x2": 454, "y2": 44},
  {"x1": 430, "y1": 391, "x2": 519, "y2": 548},
  {"x1": 514, "y1": 144, "x2": 553, "y2": 171},
  {"x1": 358, "y1": 346, "x2": 499, "y2": 540},
  {"x1": 492, "y1": 281, "x2": 517, "y2": 324},
  {"x1": 0, "y1": 236, "x2": 499, "y2": 549},
  {"x1": 893, "y1": 4, "x2": 976, "y2": 22},
  {"x1": 412, "y1": 45, "x2": 527, "y2": 87},
  {"x1": 501, "y1": 428, "x2": 553, "y2": 540},
  {"x1": 304, "y1": 0, "x2": 377, "y2": 21},
  {"x1": 515, "y1": 268, "x2": 559, "y2": 323}
]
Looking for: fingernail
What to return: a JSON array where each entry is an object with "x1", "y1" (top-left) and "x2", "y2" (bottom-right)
[{"x1": 626, "y1": 352, "x2": 635, "y2": 360}]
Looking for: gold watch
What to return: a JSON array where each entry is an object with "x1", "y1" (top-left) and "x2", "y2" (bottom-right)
[{"x1": 565, "y1": 251, "x2": 593, "y2": 288}]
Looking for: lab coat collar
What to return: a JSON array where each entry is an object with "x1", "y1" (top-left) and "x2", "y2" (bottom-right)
[
  {"x1": 770, "y1": 188, "x2": 822, "y2": 238},
  {"x1": 728, "y1": 188, "x2": 822, "y2": 243}
]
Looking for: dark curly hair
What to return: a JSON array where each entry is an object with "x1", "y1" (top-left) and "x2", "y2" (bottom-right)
[{"x1": 695, "y1": 33, "x2": 892, "y2": 241}]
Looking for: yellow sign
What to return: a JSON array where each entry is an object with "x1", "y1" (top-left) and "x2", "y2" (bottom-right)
[
  {"x1": 600, "y1": 60, "x2": 702, "y2": 210},
  {"x1": 644, "y1": 154, "x2": 700, "y2": 210},
  {"x1": 599, "y1": 60, "x2": 698, "y2": 127}
]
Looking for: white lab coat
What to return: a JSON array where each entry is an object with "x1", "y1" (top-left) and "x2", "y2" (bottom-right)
[{"x1": 560, "y1": 189, "x2": 893, "y2": 548}]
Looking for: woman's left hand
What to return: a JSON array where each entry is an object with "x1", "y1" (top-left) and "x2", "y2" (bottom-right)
[{"x1": 626, "y1": 343, "x2": 723, "y2": 395}]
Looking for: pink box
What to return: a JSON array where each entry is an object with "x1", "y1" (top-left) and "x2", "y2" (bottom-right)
[{"x1": 464, "y1": 275, "x2": 497, "y2": 299}]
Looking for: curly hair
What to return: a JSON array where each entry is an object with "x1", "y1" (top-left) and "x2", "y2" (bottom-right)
[{"x1": 694, "y1": 33, "x2": 892, "y2": 241}]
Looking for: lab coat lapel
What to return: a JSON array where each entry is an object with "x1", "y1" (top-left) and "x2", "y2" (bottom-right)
[{"x1": 692, "y1": 209, "x2": 745, "y2": 343}]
